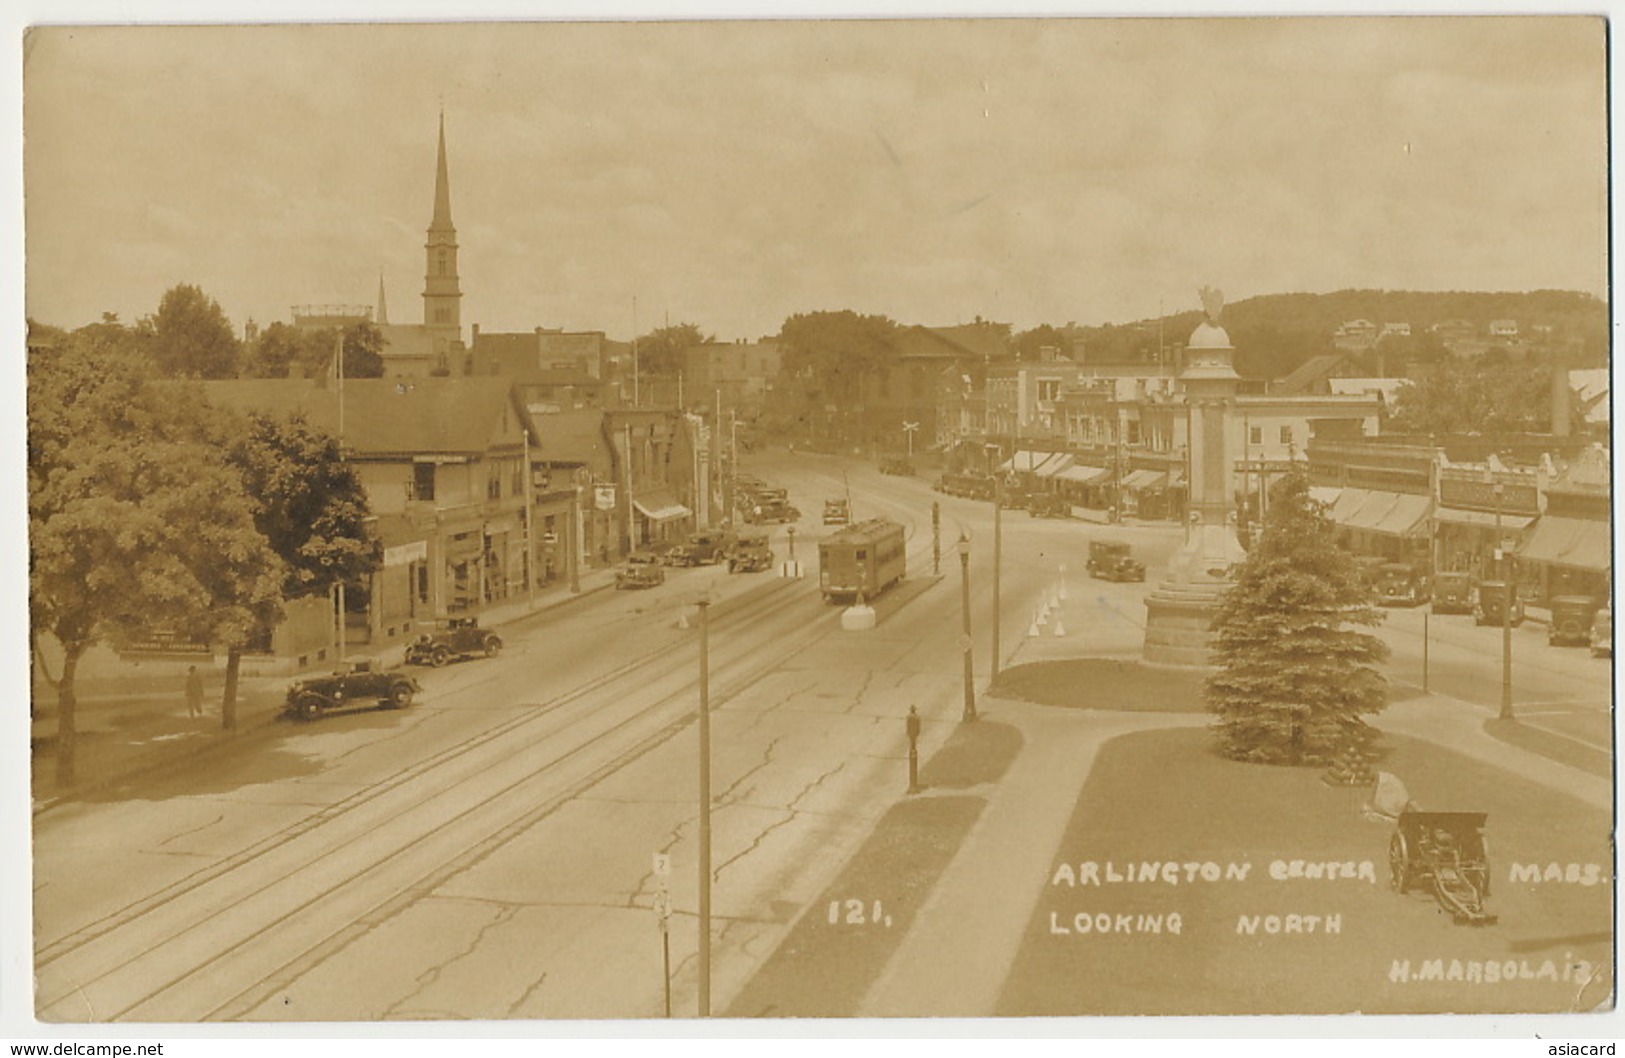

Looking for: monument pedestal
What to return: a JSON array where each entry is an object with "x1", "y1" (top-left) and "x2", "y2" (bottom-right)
[{"x1": 1141, "y1": 523, "x2": 1246, "y2": 669}]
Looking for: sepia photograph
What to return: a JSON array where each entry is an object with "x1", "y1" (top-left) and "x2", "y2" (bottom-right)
[{"x1": 10, "y1": 5, "x2": 1617, "y2": 1041}]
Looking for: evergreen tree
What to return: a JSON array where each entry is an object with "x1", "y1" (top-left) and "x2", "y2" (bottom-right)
[{"x1": 1204, "y1": 467, "x2": 1390, "y2": 765}]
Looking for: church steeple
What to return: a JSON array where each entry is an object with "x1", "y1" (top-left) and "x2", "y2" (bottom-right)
[
  {"x1": 431, "y1": 111, "x2": 454, "y2": 231},
  {"x1": 422, "y1": 110, "x2": 461, "y2": 339}
]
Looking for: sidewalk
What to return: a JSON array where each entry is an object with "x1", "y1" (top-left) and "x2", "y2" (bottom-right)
[
  {"x1": 854, "y1": 630, "x2": 1610, "y2": 1017},
  {"x1": 856, "y1": 701, "x2": 1201, "y2": 1018},
  {"x1": 30, "y1": 568, "x2": 619, "y2": 812}
]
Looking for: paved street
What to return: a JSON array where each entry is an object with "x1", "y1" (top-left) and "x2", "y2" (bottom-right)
[{"x1": 31, "y1": 451, "x2": 1612, "y2": 1023}]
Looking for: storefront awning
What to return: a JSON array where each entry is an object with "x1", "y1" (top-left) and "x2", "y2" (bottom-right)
[
  {"x1": 1122, "y1": 469, "x2": 1168, "y2": 492},
  {"x1": 1056, "y1": 463, "x2": 1112, "y2": 485},
  {"x1": 633, "y1": 490, "x2": 692, "y2": 522},
  {"x1": 1519, "y1": 515, "x2": 1612, "y2": 572},
  {"x1": 1433, "y1": 506, "x2": 1536, "y2": 531},
  {"x1": 1309, "y1": 486, "x2": 1342, "y2": 507},
  {"x1": 1033, "y1": 454, "x2": 1076, "y2": 478},
  {"x1": 1328, "y1": 489, "x2": 1431, "y2": 538}
]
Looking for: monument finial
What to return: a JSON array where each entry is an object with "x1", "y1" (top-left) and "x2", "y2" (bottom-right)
[{"x1": 1199, "y1": 286, "x2": 1225, "y2": 325}]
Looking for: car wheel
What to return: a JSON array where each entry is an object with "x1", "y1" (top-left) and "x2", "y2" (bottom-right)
[
  {"x1": 431, "y1": 646, "x2": 450, "y2": 667},
  {"x1": 294, "y1": 693, "x2": 323, "y2": 722},
  {"x1": 388, "y1": 683, "x2": 415, "y2": 709},
  {"x1": 484, "y1": 635, "x2": 504, "y2": 658}
]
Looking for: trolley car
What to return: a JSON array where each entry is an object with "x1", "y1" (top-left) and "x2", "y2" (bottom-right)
[{"x1": 818, "y1": 519, "x2": 906, "y2": 603}]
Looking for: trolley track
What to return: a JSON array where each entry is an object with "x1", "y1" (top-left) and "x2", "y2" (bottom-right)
[{"x1": 38, "y1": 572, "x2": 837, "y2": 1021}]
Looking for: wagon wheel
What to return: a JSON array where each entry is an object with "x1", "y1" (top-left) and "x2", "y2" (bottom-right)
[
  {"x1": 483, "y1": 634, "x2": 504, "y2": 658},
  {"x1": 294, "y1": 693, "x2": 324, "y2": 722},
  {"x1": 388, "y1": 683, "x2": 415, "y2": 709},
  {"x1": 430, "y1": 646, "x2": 450, "y2": 668},
  {"x1": 1388, "y1": 831, "x2": 1411, "y2": 894}
]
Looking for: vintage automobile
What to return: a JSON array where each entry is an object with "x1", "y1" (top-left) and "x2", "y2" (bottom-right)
[
  {"x1": 935, "y1": 473, "x2": 996, "y2": 501},
  {"x1": 284, "y1": 660, "x2": 420, "y2": 721},
  {"x1": 823, "y1": 499, "x2": 851, "y2": 526},
  {"x1": 727, "y1": 535, "x2": 773, "y2": 573},
  {"x1": 879, "y1": 457, "x2": 915, "y2": 476},
  {"x1": 1375, "y1": 563, "x2": 1429, "y2": 607},
  {"x1": 1590, "y1": 606, "x2": 1612, "y2": 658},
  {"x1": 667, "y1": 531, "x2": 735, "y2": 567},
  {"x1": 1087, "y1": 540, "x2": 1145, "y2": 582},
  {"x1": 404, "y1": 616, "x2": 504, "y2": 667},
  {"x1": 615, "y1": 563, "x2": 666, "y2": 589},
  {"x1": 1548, "y1": 595, "x2": 1604, "y2": 647},
  {"x1": 1027, "y1": 493, "x2": 1071, "y2": 519},
  {"x1": 1430, "y1": 571, "x2": 1474, "y2": 615},
  {"x1": 1472, "y1": 581, "x2": 1524, "y2": 627},
  {"x1": 625, "y1": 547, "x2": 665, "y2": 566},
  {"x1": 746, "y1": 496, "x2": 800, "y2": 525}
]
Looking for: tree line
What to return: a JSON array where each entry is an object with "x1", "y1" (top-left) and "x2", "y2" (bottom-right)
[{"x1": 29, "y1": 309, "x2": 379, "y2": 787}]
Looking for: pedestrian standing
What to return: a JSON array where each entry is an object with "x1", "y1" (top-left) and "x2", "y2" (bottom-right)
[{"x1": 185, "y1": 665, "x2": 205, "y2": 718}]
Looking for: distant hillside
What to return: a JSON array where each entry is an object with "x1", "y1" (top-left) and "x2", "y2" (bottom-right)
[{"x1": 1071, "y1": 289, "x2": 1607, "y2": 380}]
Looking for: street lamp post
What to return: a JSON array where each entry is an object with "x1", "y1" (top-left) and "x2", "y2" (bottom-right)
[
  {"x1": 986, "y1": 444, "x2": 1003, "y2": 684},
  {"x1": 1494, "y1": 482, "x2": 1514, "y2": 721},
  {"x1": 903, "y1": 421, "x2": 919, "y2": 460},
  {"x1": 957, "y1": 536, "x2": 977, "y2": 722}
]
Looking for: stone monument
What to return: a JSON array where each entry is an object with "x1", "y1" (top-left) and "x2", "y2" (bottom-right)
[{"x1": 1141, "y1": 286, "x2": 1248, "y2": 668}]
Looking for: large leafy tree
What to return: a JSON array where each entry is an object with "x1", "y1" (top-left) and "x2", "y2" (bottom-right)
[
  {"x1": 778, "y1": 310, "x2": 898, "y2": 404},
  {"x1": 244, "y1": 322, "x2": 384, "y2": 380},
  {"x1": 220, "y1": 412, "x2": 378, "y2": 721},
  {"x1": 1205, "y1": 467, "x2": 1390, "y2": 765},
  {"x1": 634, "y1": 322, "x2": 711, "y2": 378},
  {"x1": 1388, "y1": 362, "x2": 1554, "y2": 435},
  {"x1": 151, "y1": 283, "x2": 241, "y2": 378},
  {"x1": 30, "y1": 328, "x2": 283, "y2": 783}
]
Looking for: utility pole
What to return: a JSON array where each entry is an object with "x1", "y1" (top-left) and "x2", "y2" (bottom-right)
[
  {"x1": 1495, "y1": 481, "x2": 1514, "y2": 721},
  {"x1": 696, "y1": 597, "x2": 713, "y2": 1016}
]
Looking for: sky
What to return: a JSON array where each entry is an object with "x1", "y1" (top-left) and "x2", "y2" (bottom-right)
[{"x1": 19, "y1": 12, "x2": 1611, "y2": 344}]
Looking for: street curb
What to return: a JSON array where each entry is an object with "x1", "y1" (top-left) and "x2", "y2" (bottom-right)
[{"x1": 32, "y1": 578, "x2": 619, "y2": 817}]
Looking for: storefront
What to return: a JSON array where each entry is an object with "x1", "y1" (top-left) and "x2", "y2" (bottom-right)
[
  {"x1": 633, "y1": 488, "x2": 693, "y2": 549},
  {"x1": 1517, "y1": 515, "x2": 1611, "y2": 603},
  {"x1": 1323, "y1": 487, "x2": 1432, "y2": 563}
]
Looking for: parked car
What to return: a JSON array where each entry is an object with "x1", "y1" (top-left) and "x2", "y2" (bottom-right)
[
  {"x1": 1590, "y1": 606, "x2": 1612, "y2": 658},
  {"x1": 668, "y1": 531, "x2": 735, "y2": 567},
  {"x1": 1087, "y1": 540, "x2": 1145, "y2": 582},
  {"x1": 284, "y1": 660, "x2": 420, "y2": 721},
  {"x1": 1430, "y1": 571, "x2": 1475, "y2": 615},
  {"x1": 1028, "y1": 493, "x2": 1071, "y2": 519},
  {"x1": 935, "y1": 473, "x2": 995, "y2": 501},
  {"x1": 1375, "y1": 563, "x2": 1429, "y2": 607},
  {"x1": 747, "y1": 497, "x2": 800, "y2": 524},
  {"x1": 1548, "y1": 595, "x2": 1603, "y2": 647},
  {"x1": 615, "y1": 563, "x2": 666, "y2": 589},
  {"x1": 727, "y1": 535, "x2": 773, "y2": 573},
  {"x1": 823, "y1": 499, "x2": 851, "y2": 526},
  {"x1": 626, "y1": 547, "x2": 665, "y2": 566},
  {"x1": 404, "y1": 616, "x2": 504, "y2": 667},
  {"x1": 880, "y1": 457, "x2": 915, "y2": 476},
  {"x1": 1473, "y1": 581, "x2": 1524, "y2": 627}
]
